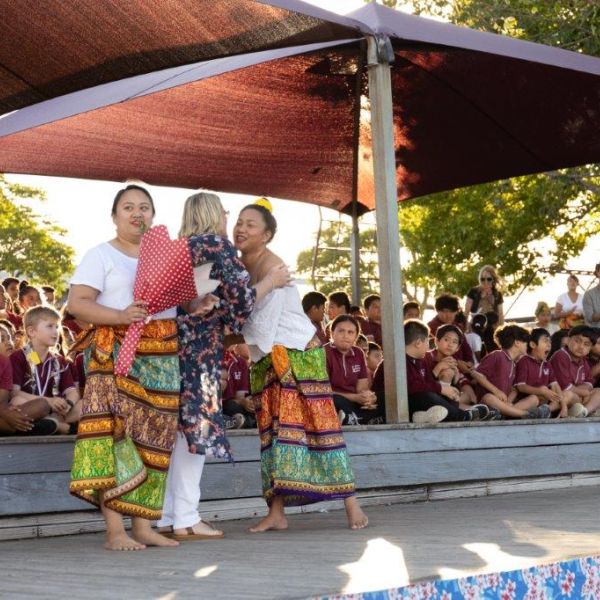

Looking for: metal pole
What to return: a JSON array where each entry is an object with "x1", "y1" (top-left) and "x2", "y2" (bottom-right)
[
  {"x1": 350, "y1": 207, "x2": 361, "y2": 305},
  {"x1": 367, "y1": 35, "x2": 409, "y2": 423}
]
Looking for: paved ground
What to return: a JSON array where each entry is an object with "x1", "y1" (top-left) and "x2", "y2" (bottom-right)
[{"x1": 2, "y1": 486, "x2": 600, "y2": 599}]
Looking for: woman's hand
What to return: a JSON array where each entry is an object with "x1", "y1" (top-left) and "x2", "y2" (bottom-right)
[
  {"x1": 189, "y1": 294, "x2": 219, "y2": 317},
  {"x1": 119, "y1": 301, "x2": 148, "y2": 324},
  {"x1": 267, "y1": 263, "x2": 293, "y2": 290}
]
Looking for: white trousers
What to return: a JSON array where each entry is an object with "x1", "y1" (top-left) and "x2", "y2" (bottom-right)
[{"x1": 157, "y1": 431, "x2": 206, "y2": 529}]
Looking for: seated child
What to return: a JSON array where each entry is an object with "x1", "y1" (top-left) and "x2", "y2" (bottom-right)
[
  {"x1": 221, "y1": 347, "x2": 255, "y2": 429},
  {"x1": 358, "y1": 295, "x2": 382, "y2": 347},
  {"x1": 325, "y1": 291, "x2": 351, "y2": 339},
  {"x1": 471, "y1": 324, "x2": 550, "y2": 419},
  {"x1": 301, "y1": 291, "x2": 328, "y2": 346},
  {"x1": 366, "y1": 342, "x2": 383, "y2": 383},
  {"x1": 425, "y1": 324, "x2": 481, "y2": 410},
  {"x1": 0, "y1": 322, "x2": 56, "y2": 435},
  {"x1": 10, "y1": 306, "x2": 81, "y2": 434},
  {"x1": 549, "y1": 325, "x2": 600, "y2": 416},
  {"x1": 481, "y1": 311, "x2": 500, "y2": 357},
  {"x1": 586, "y1": 330, "x2": 600, "y2": 387},
  {"x1": 515, "y1": 328, "x2": 583, "y2": 418},
  {"x1": 549, "y1": 329, "x2": 569, "y2": 358},
  {"x1": 324, "y1": 314, "x2": 382, "y2": 425},
  {"x1": 405, "y1": 320, "x2": 489, "y2": 424},
  {"x1": 403, "y1": 301, "x2": 421, "y2": 321},
  {"x1": 465, "y1": 314, "x2": 486, "y2": 364}
]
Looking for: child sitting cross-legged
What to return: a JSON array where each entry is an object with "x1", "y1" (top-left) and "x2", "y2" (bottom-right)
[
  {"x1": 549, "y1": 325, "x2": 600, "y2": 416},
  {"x1": 471, "y1": 324, "x2": 550, "y2": 419},
  {"x1": 405, "y1": 320, "x2": 490, "y2": 424},
  {"x1": 9, "y1": 306, "x2": 81, "y2": 434},
  {"x1": 515, "y1": 328, "x2": 583, "y2": 418},
  {"x1": 220, "y1": 344, "x2": 255, "y2": 429}
]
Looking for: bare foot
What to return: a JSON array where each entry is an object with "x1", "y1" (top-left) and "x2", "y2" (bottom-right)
[
  {"x1": 174, "y1": 521, "x2": 224, "y2": 537},
  {"x1": 345, "y1": 497, "x2": 369, "y2": 530},
  {"x1": 104, "y1": 532, "x2": 146, "y2": 551},
  {"x1": 131, "y1": 526, "x2": 179, "y2": 547},
  {"x1": 249, "y1": 514, "x2": 288, "y2": 533}
]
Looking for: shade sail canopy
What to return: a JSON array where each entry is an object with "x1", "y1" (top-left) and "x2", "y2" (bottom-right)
[{"x1": 1, "y1": 0, "x2": 600, "y2": 213}]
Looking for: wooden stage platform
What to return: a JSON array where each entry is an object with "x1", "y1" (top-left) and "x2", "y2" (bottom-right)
[{"x1": 2, "y1": 485, "x2": 600, "y2": 599}]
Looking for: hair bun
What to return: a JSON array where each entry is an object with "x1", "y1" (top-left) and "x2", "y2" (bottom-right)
[{"x1": 254, "y1": 197, "x2": 273, "y2": 213}]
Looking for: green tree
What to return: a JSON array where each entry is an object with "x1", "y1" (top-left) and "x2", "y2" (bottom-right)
[{"x1": 0, "y1": 175, "x2": 75, "y2": 291}]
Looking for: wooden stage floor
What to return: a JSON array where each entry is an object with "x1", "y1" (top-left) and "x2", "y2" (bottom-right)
[{"x1": 2, "y1": 486, "x2": 599, "y2": 599}]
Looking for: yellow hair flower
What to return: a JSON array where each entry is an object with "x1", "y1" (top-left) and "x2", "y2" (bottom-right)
[{"x1": 254, "y1": 197, "x2": 273, "y2": 213}]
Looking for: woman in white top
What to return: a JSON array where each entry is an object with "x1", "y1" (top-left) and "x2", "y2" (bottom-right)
[
  {"x1": 68, "y1": 185, "x2": 181, "y2": 551},
  {"x1": 554, "y1": 274, "x2": 584, "y2": 330},
  {"x1": 234, "y1": 199, "x2": 368, "y2": 533}
]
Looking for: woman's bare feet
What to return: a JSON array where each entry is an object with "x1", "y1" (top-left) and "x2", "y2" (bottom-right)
[
  {"x1": 249, "y1": 497, "x2": 288, "y2": 533},
  {"x1": 345, "y1": 496, "x2": 369, "y2": 530},
  {"x1": 132, "y1": 518, "x2": 179, "y2": 547},
  {"x1": 104, "y1": 532, "x2": 146, "y2": 551},
  {"x1": 173, "y1": 521, "x2": 224, "y2": 538}
]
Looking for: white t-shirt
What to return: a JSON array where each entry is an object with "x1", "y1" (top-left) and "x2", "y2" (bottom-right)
[
  {"x1": 556, "y1": 292, "x2": 583, "y2": 315},
  {"x1": 465, "y1": 332, "x2": 482, "y2": 365},
  {"x1": 242, "y1": 285, "x2": 315, "y2": 363},
  {"x1": 69, "y1": 242, "x2": 176, "y2": 319}
]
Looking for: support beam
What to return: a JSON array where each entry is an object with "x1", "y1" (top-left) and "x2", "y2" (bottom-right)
[
  {"x1": 350, "y1": 208, "x2": 361, "y2": 306},
  {"x1": 367, "y1": 36, "x2": 409, "y2": 423}
]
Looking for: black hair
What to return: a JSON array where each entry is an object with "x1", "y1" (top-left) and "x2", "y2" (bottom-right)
[
  {"x1": 350, "y1": 305, "x2": 363, "y2": 316},
  {"x1": 367, "y1": 341, "x2": 381, "y2": 354},
  {"x1": 41, "y1": 285, "x2": 55, "y2": 294},
  {"x1": 434, "y1": 293, "x2": 460, "y2": 313},
  {"x1": 328, "y1": 291, "x2": 351, "y2": 314},
  {"x1": 494, "y1": 324, "x2": 530, "y2": 350},
  {"x1": 471, "y1": 313, "x2": 487, "y2": 334},
  {"x1": 302, "y1": 291, "x2": 327, "y2": 314},
  {"x1": 1, "y1": 277, "x2": 18, "y2": 289},
  {"x1": 330, "y1": 314, "x2": 360, "y2": 335},
  {"x1": 357, "y1": 333, "x2": 368, "y2": 345},
  {"x1": 528, "y1": 327, "x2": 550, "y2": 352},
  {"x1": 363, "y1": 294, "x2": 381, "y2": 310},
  {"x1": 111, "y1": 184, "x2": 155, "y2": 216},
  {"x1": 404, "y1": 319, "x2": 429, "y2": 345},
  {"x1": 240, "y1": 203, "x2": 277, "y2": 242},
  {"x1": 549, "y1": 329, "x2": 569, "y2": 358},
  {"x1": 403, "y1": 301, "x2": 420, "y2": 316},
  {"x1": 0, "y1": 319, "x2": 15, "y2": 335},
  {"x1": 454, "y1": 311, "x2": 467, "y2": 327},
  {"x1": 435, "y1": 323, "x2": 463, "y2": 342},
  {"x1": 568, "y1": 324, "x2": 596, "y2": 343},
  {"x1": 18, "y1": 284, "x2": 40, "y2": 301}
]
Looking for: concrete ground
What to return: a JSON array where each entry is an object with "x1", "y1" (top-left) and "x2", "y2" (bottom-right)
[{"x1": 2, "y1": 486, "x2": 600, "y2": 599}]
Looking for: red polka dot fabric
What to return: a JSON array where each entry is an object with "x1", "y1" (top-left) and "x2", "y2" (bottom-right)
[{"x1": 114, "y1": 225, "x2": 198, "y2": 377}]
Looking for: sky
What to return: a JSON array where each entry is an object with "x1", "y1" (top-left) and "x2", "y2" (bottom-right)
[{"x1": 4, "y1": 0, "x2": 599, "y2": 318}]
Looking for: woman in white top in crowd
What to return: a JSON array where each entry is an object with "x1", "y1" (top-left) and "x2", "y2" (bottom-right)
[
  {"x1": 554, "y1": 274, "x2": 584, "y2": 330},
  {"x1": 233, "y1": 199, "x2": 368, "y2": 533}
]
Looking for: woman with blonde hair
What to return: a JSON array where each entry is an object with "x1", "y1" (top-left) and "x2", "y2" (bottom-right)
[
  {"x1": 157, "y1": 191, "x2": 290, "y2": 541},
  {"x1": 465, "y1": 265, "x2": 505, "y2": 325}
]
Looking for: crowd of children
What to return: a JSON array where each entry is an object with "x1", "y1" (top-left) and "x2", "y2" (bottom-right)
[{"x1": 2, "y1": 269, "x2": 600, "y2": 435}]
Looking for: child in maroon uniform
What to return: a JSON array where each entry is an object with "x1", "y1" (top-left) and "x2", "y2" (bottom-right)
[
  {"x1": 10, "y1": 306, "x2": 81, "y2": 434},
  {"x1": 301, "y1": 291, "x2": 328, "y2": 346},
  {"x1": 515, "y1": 328, "x2": 582, "y2": 418},
  {"x1": 472, "y1": 324, "x2": 549, "y2": 419},
  {"x1": 366, "y1": 342, "x2": 383, "y2": 384},
  {"x1": 358, "y1": 295, "x2": 382, "y2": 348},
  {"x1": 403, "y1": 301, "x2": 421, "y2": 320},
  {"x1": 221, "y1": 348, "x2": 254, "y2": 429},
  {"x1": 549, "y1": 325, "x2": 600, "y2": 416}
]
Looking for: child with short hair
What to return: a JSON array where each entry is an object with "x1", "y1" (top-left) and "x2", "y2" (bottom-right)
[
  {"x1": 366, "y1": 342, "x2": 383, "y2": 383},
  {"x1": 359, "y1": 294, "x2": 382, "y2": 347},
  {"x1": 515, "y1": 328, "x2": 582, "y2": 418},
  {"x1": 403, "y1": 301, "x2": 420, "y2": 320},
  {"x1": 472, "y1": 324, "x2": 550, "y2": 419},
  {"x1": 301, "y1": 291, "x2": 328, "y2": 346},
  {"x1": 404, "y1": 320, "x2": 489, "y2": 424},
  {"x1": 10, "y1": 306, "x2": 81, "y2": 434},
  {"x1": 221, "y1": 348, "x2": 254, "y2": 429},
  {"x1": 549, "y1": 325, "x2": 600, "y2": 416}
]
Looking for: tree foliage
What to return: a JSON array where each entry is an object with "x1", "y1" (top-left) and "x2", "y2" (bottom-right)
[
  {"x1": 0, "y1": 175, "x2": 75, "y2": 291},
  {"x1": 305, "y1": 0, "x2": 600, "y2": 307}
]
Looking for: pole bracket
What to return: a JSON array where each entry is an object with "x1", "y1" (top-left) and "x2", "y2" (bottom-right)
[{"x1": 367, "y1": 35, "x2": 395, "y2": 67}]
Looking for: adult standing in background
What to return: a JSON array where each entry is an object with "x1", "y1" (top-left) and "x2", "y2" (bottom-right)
[
  {"x1": 583, "y1": 264, "x2": 600, "y2": 329},
  {"x1": 464, "y1": 265, "x2": 505, "y2": 325},
  {"x1": 555, "y1": 274, "x2": 584, "y2": 330}
]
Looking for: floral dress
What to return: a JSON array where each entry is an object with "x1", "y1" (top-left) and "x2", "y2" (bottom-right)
[{"x1": 178, "y1": 234, "x2": 256, "y2": 459}]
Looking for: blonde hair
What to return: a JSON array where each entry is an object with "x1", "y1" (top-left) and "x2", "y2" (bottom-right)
[
  {"x1": 23, "y1": 305, "x2": 61, "y2": 332},
  {"x1": 478, "y1": 265, "x2": 502, "y2": 290},
  {"x1": 178, "y1": 192, "x2": 223, "y2": 238}
]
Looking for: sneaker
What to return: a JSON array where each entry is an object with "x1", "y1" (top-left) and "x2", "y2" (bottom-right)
[
  {"x1": 464, "y1": 404, "x2": 490, "y2": 421},
  {"x1": 337, "y1": 410, "x2": 346, "y2": 426},
  {"x1": 224, "y1": 413, "x2": 245, "y2": 429},
  {"x1": 536, "y1": 404, "x2": 552, "y2": 419},
  {"x1": 568, "y1": 403, "x2": 588, "y2": 418},
  {"x1": 346, "y1": 412, "x2": 361, "y2": 426},
  {"x1": 483, "y1": 408, "x2": 502, "y2": 421},
  {"x1": 412, "y1": 406, "x2": 448, "y2": 424},
  {"x1": 367, "y1": 416, "x2": 385, "y2": 425}
]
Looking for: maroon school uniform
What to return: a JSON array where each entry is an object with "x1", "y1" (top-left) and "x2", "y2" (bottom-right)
[
  {"x1": 358, "y1": 318, "x2": 383, "y2": 347},
  {"x1": 324, "y1": 342, "x2": 369, "y2": 394},
  {"x1": 428, "y1": 316, "x2": 474, "y2": 364},
  {"x1": 473, "y1": 349, "x2": 515, "y2": 399},
  {"x1": 372, "y1": 360, "x2": 384, "y2": 393},
  {"x1": 70, "y1": 353, "x2": 86, "y2": 391},
  {"x1": 515, "y1": 354, "x2": 557, "y2": 388},
  {"x1": 9, "y1": 349, "x2": 75, "y2": 397},
  {"x1": 406, "y1": 354, "x2": 442, "y2": 395},
  {"x1": 424, "y1": 349, "x2": 470, "y2": 388},
  {"x1": 62, "y1": 318, "x2": 83, "y2": 337},
  {"x1": 312, "y1": 320, "x2": 329, "y2": 346},
  {"x1": 549, "y1": 347, "x2": 593, "y2": 391},
  {"x1": 6, "y1": 312, "x2": 22, "y2": 330},
  {"x1": 0, "y1": 354, "x2": 12, "y2": 391},
  {"x1": 223, "y1": 351, "x2": 250, "y2": 401}
]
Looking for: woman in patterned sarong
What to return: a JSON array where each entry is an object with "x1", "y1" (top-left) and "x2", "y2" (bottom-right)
[
  {"x1": 68, "y1": 185, "x2": 181, "y2": 551},
  {"x1": 233, "y1": 200, "x2": 368, "y2": 532}
]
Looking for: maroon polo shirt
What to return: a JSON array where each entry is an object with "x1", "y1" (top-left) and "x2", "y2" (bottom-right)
[
  {"x1": 0, "y1": 355, "x2": 12, "y2": 391},
  {"x1": 515, "y1": 355, "x2": 557, "y2": 388},
  {"x1": 70, "y1": 353, "x2": 86, "y2": 391},
  {"x1": 10, "y1": 349, "x2": 75, "y2": 397},
  {"x1": 6, "y1": 312, "x2": 22, "y2": 331},
  {"x1": 358, "y1": 317, "x2": 383, "y2": 347},
  {"x1": 372, "y1": 360, "x2": 384, "y2": 393},
  {"x1": 312, "y1": 320, "x2": 329, "y2": 346},
  {"x1": 424, "y1": 349, "x2": 470, "y2": 388},
  {"x1": 223, "y1": 353, "x2": 250, "y2": 401},
  {"x1": 474, "y1": 350, "x2": 515, "y2": 398},
  {"x1": 549, "y1": 347, "x2": 593, "y2": 390},
  {"x1": 324, "y1": 342, "x2": 369, "y2": 394},
  {"x1": 406, "y1": 354, "x2": 442, "y2": 395}
]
